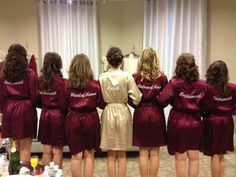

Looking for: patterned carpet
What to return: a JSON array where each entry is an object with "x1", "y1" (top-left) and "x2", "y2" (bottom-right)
[{"x1": 62, "y1": 145, "x2": 236, "y2": 177}]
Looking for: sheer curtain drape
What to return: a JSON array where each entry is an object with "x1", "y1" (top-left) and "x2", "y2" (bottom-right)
[
  {"x1": 39, "y1": 0, "x2": 99, "y2": 78},
  {"x1": 143, "y1": 0, "x2": 207, "y2": 79}
]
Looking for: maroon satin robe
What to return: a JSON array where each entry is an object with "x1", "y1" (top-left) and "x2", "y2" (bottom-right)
[
  {"x1": 158, "y1": 78, "x2": 207, "y2": 155},
  {"x1": 65, "y1": 80, "x2": 105, "y2": 155},
  {"x1": 132, "y1": 73, "x2": 168, "y2": 147},
  {"x1": 202, "y1": 83, "x2": 235, "y2": 156},
  {"x1": 38, "y1": 75, "x2": 66, "y2": 146},
  {"x1": 1, "y1": 69, "x2": 38, "y2": 139}
]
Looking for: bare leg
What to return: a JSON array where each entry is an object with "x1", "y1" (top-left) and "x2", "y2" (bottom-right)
[
  {"x1": 219, "y1": 155, "x2": 224, "y2": 177},
  {"x1": 42, "y1": 145, "x2": 53, "y2": 166},
  {"x1": 71, "y1": 152, "x2": 82, "y2": 177},
  {"x1": 149, "y1": 147, "x2": 159, "y2": 177},
  {"x1": 139, "y1": 147, "x2": 149, "y2": 177},
  {"x1": 52, "y1": 146, "x2": 63, "y2": 169},
  {"x1": 18, "y1": 138, "x2": 32, "y2": 163},
  {"x1": 175, "y1": 152, "x2": 187, "y2": 177},
  {"x1": 83, "y1": 149, "x2": 95, "y2": 177},
  {"x1": 107, "y1": 150, "x2": 116, "y2": 177},
  {"x1": 117, "y1": 151, "x2": 127, "y2": 177},
  {"x1": 211, "y1": 154, "x2": 225, "y2": 177},
  {"x1": 187, "y1": 150, "x2": 199, "y2": 177},
  {"x1": 211, "y1": 154, "x2": 220, "y2": 177}
]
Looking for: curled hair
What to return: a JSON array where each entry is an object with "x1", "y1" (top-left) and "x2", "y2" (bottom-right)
[
  {"x1": 206, "y1": 60, "x2": 229, "y2": 95},
  {"x1": 0, "y1": 61, "x2": 5, "y2": 80},
  {"x1": 4, "y1": 44, "x2": 28, "y2": 82},
  {"x1": 106, "y1": 47, "x2": 123, "y2": 68},
  {"x1": 174, "y1": 53, "x2": 199, "y2": 84},
  {"x1": 68, "y1": 54, "x2": 94, "y2": 89},
  {"x1": 138, "y1": 47, "x2": 161, "y2": 80},
  {"x1": 40, "y1": 52, "x2": 62, "y2": 91}
]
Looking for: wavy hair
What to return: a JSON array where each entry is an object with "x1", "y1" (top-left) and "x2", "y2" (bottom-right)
[
  {"x1": 40, "y1": 52, "x2": 62, "y2": 91},
  {"x1": 4, "y1": 44, "x2": 28, "y2": 82},
  {"x1": 206, "y1": 60, "x2": 229, "y2": 95},
  {"x1": 174, "y1": 53, "x2": 199, "y2": 84},
  {"x1": 106, "y1": 47, "x2": 123, "y2": 68},
  {"x1": 0, "y1": 61, "x2": 5, "y2": 79},
  {"x1": 68, "y1": 54, "x2": 94, "y2": 89},
  {"x1": 138, "y1": 47, "x2": 161, "y2": 80}
]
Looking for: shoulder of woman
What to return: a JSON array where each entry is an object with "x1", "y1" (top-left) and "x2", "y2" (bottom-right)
[
  {"x1": 132, "y1": 72, "x2": 140, "y2": 78},
  {"x1": 227, "y1": 83, "x2": 236, "y2": 91},
  {"x1": 27, "y1": 68, "x2": 37, "y2": 77},
  {"x1": 159, "y1": 73, "x2": 168, "y2": 80},
  {"x1": 90, "y1": 79, "x2": 99, "y2": 85},
  {"x1": 99, "y1": 71, "x2": 107, "y2": 79}
]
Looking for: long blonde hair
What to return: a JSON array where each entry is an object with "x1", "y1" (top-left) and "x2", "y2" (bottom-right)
[
  {"x1": 68, "y1": 54, "x2": 93, "y2": 89},
  {"x1": 138, "y1": 47, "x2": 161, "y2": 80}
]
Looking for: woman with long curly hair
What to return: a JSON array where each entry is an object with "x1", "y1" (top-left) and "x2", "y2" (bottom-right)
[
  {"x1": 203, "y1": 60, "x2": 235, "y2": 177},
  {"x1": 132, "y1": 47, "x2": 167, "y2": 177},
  {"x1": 99, "y1": 47, "x2": 142, "y2": 177},
  {"x1": 0, "y1": 44, "x2": 38, "y2": 163},
  {"x1": 38, "y1": 52, "x2": 66, "y2": 168},
  {"x1": 65, "y1": 54, "x2": 105, "y2": 177},
  {"x1": 158, "y1": 53, "x2": 207, "y2": 177}
]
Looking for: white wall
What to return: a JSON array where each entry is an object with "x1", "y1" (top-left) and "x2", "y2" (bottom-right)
[
  {"x1": 0, "y1": 0, "x2": 39, "y2": 57},
  {"x1": 97, "y1": 0, "x2": 144, "y2": 58},
  {"x1": 208, "y1": 0, "x2": 236, "y2": 83}
]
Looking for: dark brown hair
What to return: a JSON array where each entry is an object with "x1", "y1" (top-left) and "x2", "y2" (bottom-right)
[
  {"x1": 206, "y1": 60, "x2": 229, "y2": 95},
  {"x1": 174, "y1": 53, "x2": 199, "y2": 84},
  {"x1": 0, "y1": 61, "x2": 5, "y2": 80},
  {"x1": 4, "y1": 44, "x2": 28, "y2": 82},
  {"x1": 68, "y1": 54, "x2": 93, "y2": 89},
  {"x1": 40, "y1": 52, "x2": 62, "y2": 91},
  {"x1": 106, "y1": 47, "x2": 123, "y2": 68}
]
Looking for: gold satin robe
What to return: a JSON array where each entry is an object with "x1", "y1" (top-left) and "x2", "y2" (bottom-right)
[{"x1": 99, "y1": 68, "x2": 142, "y2": 150}]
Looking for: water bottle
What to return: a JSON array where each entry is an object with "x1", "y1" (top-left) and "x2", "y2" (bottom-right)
[
  {"x1": 43, "y1": 166, "x2": 50, "y2": 177},
  {"x1": 55, "y1": 169, "x2": 64, "y2": 177},
  {"x1": 0, "y1": 153, "x2": 9, "y2": 176},
  {"x1": 53, "y1": 164, "x2": 59, "y2": 176},
  {"x1": 0, "y1": 138, "x2": 11, "y2": 154},
  {"x1": 49, "y1": 162, "x2": 55, "y2": 177},
  {"x1": 0, "y1": 143, "x2": 6, "y2": 153}
]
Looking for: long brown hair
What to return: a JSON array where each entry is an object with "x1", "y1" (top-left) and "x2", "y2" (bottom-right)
[
  {"x1": 174, "y1": 53, "x2": 199, "y2": 84},
  {"x1": 206, "y1": 60, "x2": 229, "y2": 95},
  {"x1": 138, "y1": 47, "x2": 161, "y2": 80},
  {"x1": 68, "y1": 54, "x2": 94, "y2": 89},
  {"x1": 4, "y1": 44, "x2": 28, "y2": 82},
  {"x1": 0, "y1": 61, "x2": 5, "y2": 80},
  {"x1": 40, "y1": 52, "x2": 62, "y2": 91}
]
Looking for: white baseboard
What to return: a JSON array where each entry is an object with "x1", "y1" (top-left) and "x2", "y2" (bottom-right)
[{"x1": 31, "y1": 140, "x2": 70, "y2": 153}]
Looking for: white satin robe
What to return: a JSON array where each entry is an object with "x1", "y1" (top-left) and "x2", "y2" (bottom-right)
[{"x1": 99, "y1": 68, "x2": 142, "y2": 150}]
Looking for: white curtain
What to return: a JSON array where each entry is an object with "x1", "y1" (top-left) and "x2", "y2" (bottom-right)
[
  {"x1": 39, "y1": 0, "x2": 99, "y2": 78},
  {"x1": 143, "y1": 0, "x2": 207, "y2": 79}
]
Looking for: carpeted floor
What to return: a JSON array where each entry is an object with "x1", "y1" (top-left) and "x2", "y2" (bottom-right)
[
  {"x1": 0, "y1": 122, "x2": 235, "y2": 177},
  {"x1": 61, "y1": 146, "x2": 236, "y2": 177}
]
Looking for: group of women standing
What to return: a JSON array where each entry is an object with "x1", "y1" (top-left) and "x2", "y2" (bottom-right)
[{"x1": 0, "y1": 43, "x2": 235, "y2": 177}]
